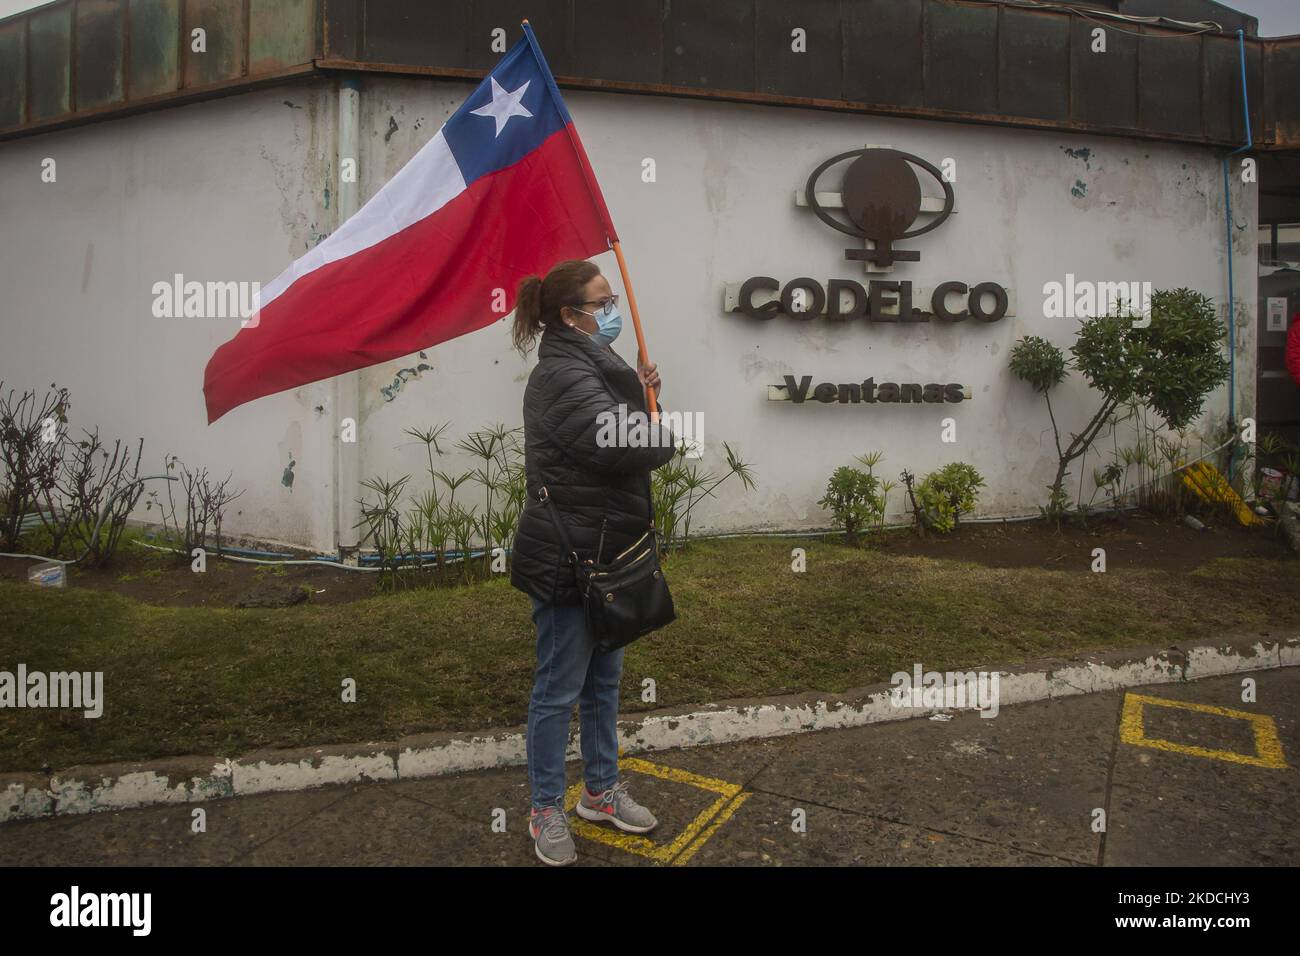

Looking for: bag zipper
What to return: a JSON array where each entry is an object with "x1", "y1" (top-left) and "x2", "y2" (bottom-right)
[
  {"x1": 611, "y1": 529, "x2": 650, "y2": 563},
  {"x1": 588, "y1": 547, "x2": 653, "y2": 577}
]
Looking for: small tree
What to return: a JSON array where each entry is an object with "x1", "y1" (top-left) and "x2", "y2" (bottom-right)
[{"x1": 1010, "y1": 289, "x2": 1230, "y2": 517}]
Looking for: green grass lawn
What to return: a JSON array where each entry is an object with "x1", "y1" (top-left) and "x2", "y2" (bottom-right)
[{"x1": 2, "y1": 536, "x2": 1298, "y2": 773}]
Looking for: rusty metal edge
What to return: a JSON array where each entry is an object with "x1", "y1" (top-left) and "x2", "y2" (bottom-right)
[
  {"x1": 1, "y1": 47, "x2": 1292, "y2": 151},
  {"x1": 311, "y1": 55, "x2": 1280, "y2": 151},
  {"x1": 0, "y1": 60, "x2": 319, "y2": 141},
  {"x1": 0, "y1": 0, "x2": 1289, "y2": 146}
]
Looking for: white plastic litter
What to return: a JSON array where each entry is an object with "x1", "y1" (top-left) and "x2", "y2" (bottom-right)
[{"x1": 28, "y1": 562, "x2": 66, "y2": 588}]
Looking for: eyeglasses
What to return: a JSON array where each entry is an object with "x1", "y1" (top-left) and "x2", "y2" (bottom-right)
[{"x1": 574, "y1": 294, "x2": 619, "y2": 316}]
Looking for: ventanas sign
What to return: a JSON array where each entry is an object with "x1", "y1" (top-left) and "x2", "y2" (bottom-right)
[
  {"x1": 771, "y1": 376, "x2": 970, "y2": 405},
  {"x1": 727, "y1": 148, "x2": 1011, "y2": 323}
]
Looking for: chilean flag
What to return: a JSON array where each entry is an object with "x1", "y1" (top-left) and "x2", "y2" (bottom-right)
[{"x1": 203, "y1": 24, "x2": 616, "y2": 423}]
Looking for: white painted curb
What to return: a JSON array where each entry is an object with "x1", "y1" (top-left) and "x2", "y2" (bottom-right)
[{"x1": 2, "y1": 633, "x2": 1296, "y2": 823}]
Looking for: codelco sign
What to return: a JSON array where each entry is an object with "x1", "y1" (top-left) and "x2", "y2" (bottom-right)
[
  {"x1": 736, "y1": 276, "x2": 1008, "y2": 323},
  {"x1": 728, "y1": 147, "x2": 1012, "y2": 324}
]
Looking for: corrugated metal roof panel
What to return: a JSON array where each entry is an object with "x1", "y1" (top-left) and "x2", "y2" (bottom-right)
[
  {"x1": 573, "y1": 0, "x2": 659, "y2": 85},
  {"x1": 1000, "y1": 7, "x2": 1071, "y2": 122},
  {"x1": 128, "y1": 0, "x2": 181, "y2": 99},
  {"x1": 843, "y1": 0, "x2": 924, "y2": 109},
  {"x1": 755, "y1": 0, "x2": 841, "y2": 101},
  {"x1": 250, "y1": 0, "x2": 316, "y2": 75},
  {"x1": 75, "y1": 0, "x2": 124, "y2": 110},
  {"x1": 926, "y1": 0, "x2": 999, "y2": 116},
  {"x1": 0, "y1": 20, "x2": 26, "y2": 127},
  {"x1": 28, "y1": 3, "x2": 72, "y2": 122},
  {"x1": 0, "y1": 0, "x2": 1293, "y2": 149},
  {"x1": 182, "y1": 0, "x2": 246, "y2": 88},
  {"x1": 361, "y1": 1, "x2": 468, "y2": 69},
  {"x1": 664, "y1": 0, "x2": 754, "y2": 92}
]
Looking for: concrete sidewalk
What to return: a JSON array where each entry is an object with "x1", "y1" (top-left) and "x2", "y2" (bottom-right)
[{"x1": 4, "y1": 668, "x2": 1297, "y2": 866}]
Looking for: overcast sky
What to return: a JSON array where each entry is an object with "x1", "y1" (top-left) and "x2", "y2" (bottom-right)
[
  {"x1": 1, "y1": 0, "x2": 1297, "y2": 38},
  {"x1": 1221, "y1": 0, "x2": 1300, "y2": 35}
]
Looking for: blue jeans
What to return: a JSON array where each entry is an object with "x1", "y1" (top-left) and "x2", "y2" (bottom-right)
[{"x1": 526, "y1": 596, "x2": 624, "y2": 809}]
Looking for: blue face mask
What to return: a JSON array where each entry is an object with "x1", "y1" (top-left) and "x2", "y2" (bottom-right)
[{"x1": 575, "y1": 303, "x2": 623, "y2": 346}]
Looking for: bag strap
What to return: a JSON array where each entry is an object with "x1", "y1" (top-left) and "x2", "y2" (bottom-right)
[{"x1": 538, "y1": 486, "x2": 581, "y2": 569}]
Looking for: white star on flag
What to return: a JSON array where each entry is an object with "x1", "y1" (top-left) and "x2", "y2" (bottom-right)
[{"x1": 471, "y1": 77, "x2": 533, "y2": 137}]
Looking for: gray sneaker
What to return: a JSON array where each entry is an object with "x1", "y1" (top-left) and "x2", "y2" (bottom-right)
[
  {"x1": 529, "y1": 804, "x2": 577, "y2": 866},
  {"x1": 576, "y1": 780, "x2": 658, "y2": 834}
]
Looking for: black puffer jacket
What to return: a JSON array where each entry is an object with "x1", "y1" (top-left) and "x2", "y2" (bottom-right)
[{"x1": 510, "y1": 323, "x2": 677, "y2": 606}]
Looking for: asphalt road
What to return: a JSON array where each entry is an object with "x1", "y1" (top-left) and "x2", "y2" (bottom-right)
[{"x1": 4, "y1": 669, "x2": 1297, "y2": 867}]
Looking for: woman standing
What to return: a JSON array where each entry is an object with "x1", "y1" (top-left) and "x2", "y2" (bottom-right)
[{"x1": 509, "y1": 258, "x2": 676, "y2": 866}]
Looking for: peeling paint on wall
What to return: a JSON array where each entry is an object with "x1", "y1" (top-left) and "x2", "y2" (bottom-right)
[
  {"x1": 281, "y1": 453, "x2": 295, "y2": 491},
  {"x1": 1061, "y1": 146, "x2": 1092, "y2": 168},
  {"x1": 1071, "y1": 179, "x2": 1088, "y2": 198},
  {"x1": 379, "y1": 352, "x2": 433, "y2": 402},
  {"x1": 305, "y1": 221, "x2": 330, "y2": 249},
  {"x1": 256, "y1": 89, "x2": 331, "y2": 262}
]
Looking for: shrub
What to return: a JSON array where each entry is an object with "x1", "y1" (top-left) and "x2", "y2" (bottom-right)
[
  {"x1": 908, "y1": 462, "x2": 984, "y2": 534},
  {"x1": 1, "y1": 381, "x2": 147, "y2": 565},
  {"x1": 0, "y1": 382, "x2": 67, "y2": 551},
  {"x1": 387, "y1": 422, "x2": 526, "y2": 585},
  {"x1": 144, "y1": 455, "x2": 244, "y2": 559},
  {"x1": 818, "y1": 464, "x2": 885, "y2": 545},
  {"x1": 55, "y1": 429, "x2": 147, "y2": 565},
  {"x1": 361, "y1": 420, "x2": 738, "y2": 590},
  {"x1": 356, "y1": 474, "x2": 410, "y2": 589},
  {"x1": 652, "y1": 441, "x2": 755, "y2": 553}
]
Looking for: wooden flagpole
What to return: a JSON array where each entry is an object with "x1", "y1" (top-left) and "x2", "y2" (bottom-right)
[
  {"x1": 610, "y1": 240, "x2": 659, "y2": 423},
  {"x1": 520, "y1": 19, "x2": 659, "y2": 423}
]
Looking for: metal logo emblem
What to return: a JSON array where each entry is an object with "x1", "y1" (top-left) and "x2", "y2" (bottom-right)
[{"x1": 804, "y1": 148, "x2": 955, "y2": 268}]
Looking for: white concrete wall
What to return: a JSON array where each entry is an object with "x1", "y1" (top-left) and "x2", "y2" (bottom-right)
[
  {"x1": 0, "y1": 82, "x2": 338, "y2": 550},
  {"x1": 0, "y1": 75, "x2": 1257, "y2": 552}
]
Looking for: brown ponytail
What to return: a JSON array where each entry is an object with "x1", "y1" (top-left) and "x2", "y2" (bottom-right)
[{"x1": 511, "y1": 258, "x2": 602, "y2": 354}]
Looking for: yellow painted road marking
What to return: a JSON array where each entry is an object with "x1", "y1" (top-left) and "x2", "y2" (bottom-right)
[
  {"x1": 565, "y1": 757, "x2": 749, "y2": 864},
  {"x1": 1119, "y1": 692, "x2": 1288, "y2": 769},
  {"x1": 671, "y1": 791, "x2": 752, "y2": 867}
]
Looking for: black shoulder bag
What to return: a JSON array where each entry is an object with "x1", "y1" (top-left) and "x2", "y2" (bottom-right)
[{"x1": 538, "y1": 485, "x2": 675, "y2": 653}]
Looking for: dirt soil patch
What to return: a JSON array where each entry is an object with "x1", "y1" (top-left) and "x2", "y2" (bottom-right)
[
  {"x1": 0, "y1": 543, "x2": 380, "y2": 607},
  {"x1": 0, "y1": 511, "x2": 1290, "y2": 608},
  {"x1": 873, "y1": 510, "x2": 1289, "y2": 573}
]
